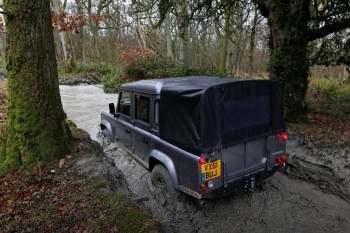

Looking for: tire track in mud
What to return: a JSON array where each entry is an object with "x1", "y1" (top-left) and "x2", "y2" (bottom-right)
[
  {"x1": 100, "y1": 137, "x2": 350, "y2": 233},
  {"x1": 60, "y1": 85, "x2": 350, "y2": 233}
]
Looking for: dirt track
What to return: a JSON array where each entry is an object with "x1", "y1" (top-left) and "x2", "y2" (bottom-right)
[{"x1": 60, "y1": 85, "x2": 350, "y2": 233}]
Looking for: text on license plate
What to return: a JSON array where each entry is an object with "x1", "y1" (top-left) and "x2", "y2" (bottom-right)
[{"x1": 201, "y1": 160, "x2": 221, "y2": 181}]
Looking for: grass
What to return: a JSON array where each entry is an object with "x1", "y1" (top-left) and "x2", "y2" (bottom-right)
[
  {"x1": 307, "y1": 76, "x2": 350, "y2": 118},
  {"x1": 288, "y1": 75, "x2": 350, "y2": 146}
]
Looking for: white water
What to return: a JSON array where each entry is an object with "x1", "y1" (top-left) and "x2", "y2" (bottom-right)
[{"x1": 60, "y1": 85, "x2": 118, "y2": 141}]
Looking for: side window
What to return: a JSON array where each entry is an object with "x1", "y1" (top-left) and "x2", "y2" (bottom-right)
[
  {"x1": 118, "y1": 91, "x2": 132, "y2": 116},
  {"x1": 135, "y1": 95, "x2": 150, "y2": 123},
  {"x1": 154, "y1": 99, "x2": 159, "y2": 125}
]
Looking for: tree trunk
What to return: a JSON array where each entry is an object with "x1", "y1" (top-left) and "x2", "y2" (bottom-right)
[
  {"x1": 165, "y1": 13, "x2": 174, "y2": 60},
  {"x1": 219, "y1": 1, "x2": 231, "y2": 75},
  {"x1": 0, "y1": 0, "x2": 71, "y2": 176},
  {"x1": 51, "y1": 0, "x2": 76, "y2": 72},
  {"x1": 249, "y1": 7, "x2": 259, "y2": 74},
  {"x1": 265, "y1": 0, "x2": 310, "y2": 122},
  {"x1": 74, "y1": 0, "x2": 84, "y2": 61},
  {"x1": 177, "y1": 0, "x2": 190, "y2": 69},
  {"x1": 87, "y1": 0, "x2": 100, "y2": 59},
  {"x1": 234, "y1": 7, "x2": 244, "y2": 74}
]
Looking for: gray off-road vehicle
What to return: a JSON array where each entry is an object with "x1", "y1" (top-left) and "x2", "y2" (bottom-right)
[{"x1": 100, "y1": 77, "x2": 287, "y2": 199}]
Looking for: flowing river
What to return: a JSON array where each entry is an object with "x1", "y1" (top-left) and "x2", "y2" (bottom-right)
[{"x1": 60, "y1": 85, "x2": 350, "y2": 233}]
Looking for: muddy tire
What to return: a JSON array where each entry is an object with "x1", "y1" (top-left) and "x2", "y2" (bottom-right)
[{"x1": 150, "y1": 164, "x2": 178, "y2": 200}]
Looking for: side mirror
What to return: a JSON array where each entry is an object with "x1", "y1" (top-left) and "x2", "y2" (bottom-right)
[{"x1": 109, "y1": 103, "x2": 116, "y2": 115}]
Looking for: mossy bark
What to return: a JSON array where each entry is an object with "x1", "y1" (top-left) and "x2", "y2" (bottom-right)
[
  {"x1": 0, "y1": 0, "x2": 71, "y2": 176},
  {"x1": 266, "y1": 0, "x2": 310, "y2": 122}
]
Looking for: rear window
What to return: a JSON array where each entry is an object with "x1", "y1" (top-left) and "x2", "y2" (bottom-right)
[{"x1": 223, "y1": 95, "x2": 271, "y2": 133}]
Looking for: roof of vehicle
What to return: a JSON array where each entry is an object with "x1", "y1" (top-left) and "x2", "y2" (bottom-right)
[{"x1": 120, "y1": 76, "x2": 237, "y2": 95}]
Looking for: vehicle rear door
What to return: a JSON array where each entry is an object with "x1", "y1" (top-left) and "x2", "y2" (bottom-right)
[
  {"x1": 132, "y1": 93, "x2": 152, "y2": 162},
  {"x1": 221, "y1": 138, "x2": 268, "y2": 184},
  {"x1": 115, "y1": 90, "x2": 133, "y2": 150}
]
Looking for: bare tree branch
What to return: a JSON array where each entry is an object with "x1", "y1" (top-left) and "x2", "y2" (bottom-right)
[{"x1": 307, "y1": 18, "x2": 350, "y2": 41}]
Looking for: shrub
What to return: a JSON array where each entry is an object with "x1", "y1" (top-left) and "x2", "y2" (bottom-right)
[
  {"x1": 119, "y1": 49, "x2": 220, "y2": 82},
  {"x1": 102, "y1": 69, "x2": 122, "y2": 93},
  {"x1": 73, "y1": 62, "x2": 115, "y2": 76}
]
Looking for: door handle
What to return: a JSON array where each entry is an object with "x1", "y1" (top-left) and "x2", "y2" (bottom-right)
[{"x1": 125, "y1": 128, "x2": 131, "y2": 134}]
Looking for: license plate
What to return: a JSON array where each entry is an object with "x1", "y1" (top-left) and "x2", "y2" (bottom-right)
[{"x1": 201, "y1": 160, "x2": 221, "y2": 181}]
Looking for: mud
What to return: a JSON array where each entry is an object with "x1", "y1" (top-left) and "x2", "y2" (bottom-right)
[
  {"x1": 287, "y1": 136, "x2": 350, "y2": 203},
  {"x1": 60, "y1": 85, "x2": 350, "y2": 233}
]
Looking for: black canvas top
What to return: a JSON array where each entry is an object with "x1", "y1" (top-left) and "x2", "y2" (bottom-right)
[
  {"x1": 120, "y1": 76, "x2": 233, "y2": 95},
  {"x1": 158, "y1": 77, "x2": 285, "y2": 154},
  {"x1": 122, "y1": 76, "x2": 285, "y2": 155}
]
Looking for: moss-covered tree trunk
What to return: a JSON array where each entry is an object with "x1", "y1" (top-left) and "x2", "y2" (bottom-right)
[
  {"x1": 0, "y1": 0, "x2": 71, "y2": 176},
  {"x1": 263, "y1": 0, "x2": 310, "y2": 122}
]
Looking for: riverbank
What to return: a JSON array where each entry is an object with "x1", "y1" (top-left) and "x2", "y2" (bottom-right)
[{"x1": 0, "y1": 119, "x2": 164, "y2": 233}]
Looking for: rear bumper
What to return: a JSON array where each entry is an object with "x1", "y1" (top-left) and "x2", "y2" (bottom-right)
[{"x1": 200, "y1": 166, "x2": 279, "y2": 199}]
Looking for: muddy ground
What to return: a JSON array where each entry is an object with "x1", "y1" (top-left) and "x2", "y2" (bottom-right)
[{"x1": 60, "y1": 85, "x2": 350, "y2": 233}]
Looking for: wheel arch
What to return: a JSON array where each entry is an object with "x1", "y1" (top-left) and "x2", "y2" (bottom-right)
[
  {"x1": 100, "y1": 119, "x2": 113, "y2": 139},
  {"x1": 149, "y1": 150, "x2": 179, "y2": 189}
]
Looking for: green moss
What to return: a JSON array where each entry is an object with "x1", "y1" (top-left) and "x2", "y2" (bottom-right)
[
  {"x1": 103, "y1": 192, "x2": 164, "y2": 233},
  {"x1": 1, "y1": 0, "x2": 71, "y2": 176},
  {"x1": 84, "y1": 176, "x2": 164, "y2": 233},
  {"x1": 67, "y1": 120, "x2": 90, "y2": 140}
]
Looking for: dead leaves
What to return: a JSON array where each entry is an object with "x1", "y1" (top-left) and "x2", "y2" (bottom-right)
[
  {"x1": 58, "y1": 159, "x2": 65, "y2": 169},
  {"x1": 0, "y1": 156, "x2": 118, "y2": 232},
  {"x1": 288, "y1": 113, "x2": 350, "y2": 146}
]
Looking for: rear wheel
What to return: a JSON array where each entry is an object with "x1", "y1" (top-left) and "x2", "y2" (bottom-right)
[{"x1": 150, "y1": 164, "x2": 178, "y2": 201}]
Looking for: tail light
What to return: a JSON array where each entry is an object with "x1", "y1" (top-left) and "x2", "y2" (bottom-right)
[
  {"x1": 200, "y1": 183, "x2": 206, "y2": 192},
  {"x1": 276, "y1": 154, "x2": 287, "y2": 166},
  {"x1": 199, "y1": 155, "x2": 206, "y2": 165},
  {"x1": 279, "y1": 132, "x2": 288, "y2": 141}
]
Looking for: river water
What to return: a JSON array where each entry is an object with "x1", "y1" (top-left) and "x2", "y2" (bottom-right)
[
  {"x1": 60, "y1": 85, "x2": 350, "y2": 233},
  {"x1": 60, "y1": 85, "x2": 118, "y2": 141}
]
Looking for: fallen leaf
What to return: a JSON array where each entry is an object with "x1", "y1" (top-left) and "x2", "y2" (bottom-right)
[{"x1": 58, "y1": 159, "x2": 65, "y2": 168}]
